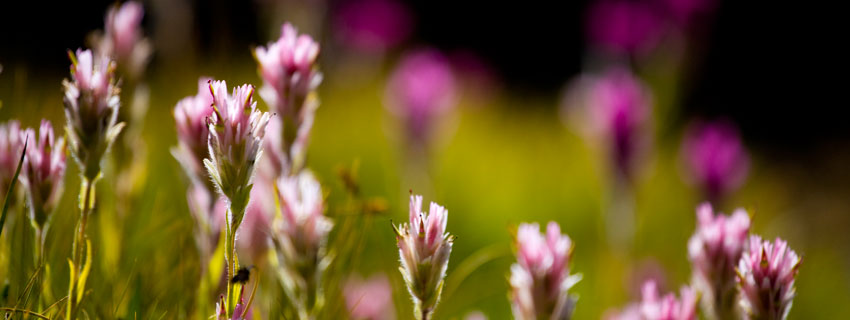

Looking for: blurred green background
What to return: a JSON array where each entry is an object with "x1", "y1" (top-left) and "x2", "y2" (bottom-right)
[{"x1": 2, "y1": 0, "x2": 850, "y2": 319}]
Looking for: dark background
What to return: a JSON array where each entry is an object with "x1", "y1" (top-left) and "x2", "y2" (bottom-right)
[{"x1": 1, "y1": 0, "x2": 847, "y2": 151}]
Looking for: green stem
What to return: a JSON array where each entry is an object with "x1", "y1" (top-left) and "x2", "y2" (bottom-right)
[
  {"x1": 68, "y1": 178, "x2": 95, "y2": 319},
  {"x1": 225, "y1": 217, "x2": 236, "y2": 317}
]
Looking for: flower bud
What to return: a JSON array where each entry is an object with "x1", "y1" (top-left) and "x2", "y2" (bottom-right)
[
  {"x1": 393, "y1": 194, "x2": 454, "y2": 319},
  {"x1": 736, "y1": 236, "x2": 801, "y2": 320},
  {"x1": 510, "y1": 222, "x2": 581, "y2": 320}
]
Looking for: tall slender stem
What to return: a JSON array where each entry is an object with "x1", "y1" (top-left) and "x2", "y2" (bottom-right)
[
  {"x1": 224, "y1": 214, "x2": 236, "y2": 317},
  {"x1": 69, "y1": 177, "x2": 95, "y2": 319}
]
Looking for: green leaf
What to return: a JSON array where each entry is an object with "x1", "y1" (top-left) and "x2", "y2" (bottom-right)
[{"x1": 0, "y1": 136, "x2": 27, "y2": 238}]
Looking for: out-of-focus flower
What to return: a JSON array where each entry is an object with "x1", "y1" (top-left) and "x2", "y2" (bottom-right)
[
  {"x1": 687, "y1": 203, "x2": 749, "y2": 319},
  {"x1": 344, "y1": 274, "x2": 395, "y2": 320},
  {"x1": 510, "y1": 222, "x2": 581, "y2": 320},
  {"x1": 393, "y1": 194, "x2": 454, "y2": 320},
  {"x1": 204, "y1": 80, "x2": 270, "y2": 223},
  {"x1": 19, "y1": 120, "x2": 66, "y2": 229},
  {"x1": 173, "y1": 77, "x2": 215, "y2": 185},
  {"x1": 255, "y1": 22, "x2": 322, "y2": 117},
  {"x1": 681, "y1": 120, "x2": 749, "y2": 202},
  {"x1": 0, "y1": 120, "x2": 25, "y2": 199},
  {"x1": 603, "y1": 304, "x2": 642, "y2": 320},
  {"x1": 385, "y1": 49, "x2": 456, "y2": 145},
  {"x1": 334, "y1": 0, "x2": 413, "y2": 53},
  {"x1": 254, "y1": 22, "x2": 322, "y2": 172},
  {"x1": 586, "y1": 0, "x2": 662, "y2": 55},
  {"x1": 606, "y1": 281, "x2": 697, "y2": 320},
  {"x1": 639, "y1": 281, "x2": 698, "y2": 320},
  {"x1": 569, "y1": 67, "x2": 651, "y2": 180},
  {"x1": 737, "y1": 235, "x2": 801, "y2": 320},
  {"x1": 272, "y1": 170, "x2": 333, "y2": 316},
  {"x1": 238, "y1": 175, "x2": 274, "y2": 264},
  {"x1": 63, "y1": 49, "x2": 124, "y2": 181},
  {"x1": 100, "y1": 1, "x2": 152, "y2": 79}
]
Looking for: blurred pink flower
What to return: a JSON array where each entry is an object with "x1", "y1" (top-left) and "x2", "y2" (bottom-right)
[
  {"x1": 204, "y1": 80, "x2": 270, "y2": 221},
  {"x1": 385, "y1": 49, "x2": 456, "y2": 144},
  {"x1": 334, "y1": 0, "x2": 413, "y2": 53},
  {"x1": 681, "y1": 120, "x2": 749, "y2": 202},
  {"x1": 586, "y1": 0, "x2": 662, "y2": 55},
  {"x1": 63, "y1": 49, "x2": 124, "y2": 179},
  {"x1": 737, "y1": 236, "x2": 800, "y2": 320},
  {"x1": 687, "y1": 203, "x2": 749, "y2": 319},
  {"x1": 393, "y1": 194, "x2": 454, "y2": 318},
  {"x1": 19, "y1": 120, "x2": 67, "y2": 229},
  {"x1": 103, "y1": 1, "x2": 151, "y2": 79},
  {"x1": 510, "y1": 222, "x2": 581, "y2": 320},
  {"x1": 606, "y1": 281, "x2": 697, "y2": 320},
  {"x1": 639, "y1": 281, "x2": 698, "y2": 320},
  {"x1": 254, "y1": 22, "x2": 322, "y2": 172},
  {"x1": 173, "y1": 77, "x2": 215, "y2": 184},
  {"x1": 0, "y1": 120, "x2": 25, "y2": 199},
  {"x1": 344, "y1": 274, "x2": 395, "y2": 320},
  {"x1": 272, "y1": 170, "x2": 333, "y2": 314},
  {"x1": 581, "y1": 67, "x2": 652, "y2": 180},
  {"x1": 238, "y1": 175, "x2": 275, "y2": 264},
  {"x1": 255, "y1": 22, "x2": 322, "y2": 117},
  {"x1": 275, "y1": 171, "x2": 331, "y2": 254}
]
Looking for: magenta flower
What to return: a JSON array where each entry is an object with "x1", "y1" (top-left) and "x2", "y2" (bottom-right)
[
  {"x1": 344, "y1": 274, "x2": 395, "y2": 320},
  {"x1": 19, "y1": 120, "x2": 67, "y2": 229},
  {"x1": 0, "y1": 120, "x2": 25, "y2": 199},
  {"x1": 334, "y1": 0, "x2": 413, "y2": 53},
  {"x1": 584, "y1": 67, "x2": 652, "y2": 180},
  {"x1": 63, "y1": 49, "x2": 124, "y2": 180},
  {"x1": 255, "y1": 22, "x2": 321, "y2": 117},
  {"x1": 737, "y1": 236, "x2": 801, "y2": 320},
  {"x1": 681, "y1": 120, "x2": 749, "y2": 202},
  {"x1": 586, "y1": 0, "x2": 662, "y2": 55},
  {"x1": 393, "y1": 194, "x2": 454, "y2": 320},
  {"x1": 272, "y1": 170, "x2": 333, "y2": 316},
  {"x1": 687, "y1": 203, "x2": 750, "y2": 319},
  {"x1": 639, "y1": 281, "x2": 698, "y2": 320},
  {"x1": 204, "y1": 80, "x2": 270, "y2": 221},
  {"x1": 173, "y1": 77, "x2": 215, "y2": 185},
  {"x1": 102, "y1": 1, "x2": 151, "y2": 79},
  {"x1": 385, "y1": 49, "x2": 456, "y2": 145},
  {"x1": 510, "y1": 222, "x2": 581, "y2": 320}
]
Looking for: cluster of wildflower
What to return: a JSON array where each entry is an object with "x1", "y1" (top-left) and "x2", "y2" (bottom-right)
[
  {"x1": 510, "y1": 222, "x2": 582, "y2": 320},
  {"x1": 393, "y1": 194, "x2": 454, "y2": 320}
]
